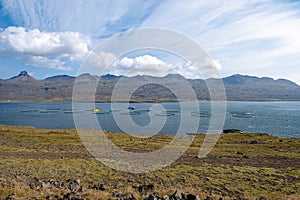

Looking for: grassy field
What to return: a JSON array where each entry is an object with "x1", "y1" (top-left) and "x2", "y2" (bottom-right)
[{"x1": 0, "y1": 125, "x2": 299, "y2": 199}]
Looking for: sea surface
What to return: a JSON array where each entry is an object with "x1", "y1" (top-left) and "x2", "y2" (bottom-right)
[{"x1": 0, "y1": 101, "x2": 299, "y2": 138}]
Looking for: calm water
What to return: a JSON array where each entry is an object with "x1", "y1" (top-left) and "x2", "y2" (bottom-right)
[{"x1": 0, "y1": 102, "x2": 299, "y2": 138}]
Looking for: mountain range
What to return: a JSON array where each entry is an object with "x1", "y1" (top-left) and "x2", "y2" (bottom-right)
[{"x1": 0, "y1": 71, "x2": 300, "y2": 101}]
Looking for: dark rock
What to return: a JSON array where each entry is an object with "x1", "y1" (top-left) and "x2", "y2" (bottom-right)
[
  {"x1": 223, "y1": 129, "x2": 241, "y2": 133},
  {"x1": 29, "y1": 177, "x2": 42, "y2": 190},
  {"x1": 138, "y1": 184, "x2": 154, "y2": 194},
  {"x1": 18, "y1": 71, "x2": 29, "y2": 77},
  {"x1": 250, "y1": 140, "x2": 258, "y2": 144},
  {"x1": 117, "y1": 193, "x2": 136, "y2": 200},
  {"x1": 5, "y1": 193, "x2": 16, "y2": 200},
  {"x1": 186, "y1": 194, "x2": 199, "y2": 200},
  {"x1": 49, "y1": 179, "x2": 65, "y2": 189},
  {"x1": 145, "y1": 194, "x2": 158, "y2": 200},
  {"x1": 152, "y1": 192, "x2": 160, "y2": 197},
  {"x1": 63, "y1": 192, "x2": 84, "y2": 200},
  {"x1": 91, "y1": 183, "x2": 106, "y2": 191},
  {"x1": 67, "y1": 179, "x2": 82, "y2": 192},
  {"x1": 204, "y1": 196, "x2": 213, "y2": 200}
]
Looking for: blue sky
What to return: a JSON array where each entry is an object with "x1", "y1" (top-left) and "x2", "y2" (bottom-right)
[{"x1": 0, "y1": 0, "x2": 300, "y2": 84}]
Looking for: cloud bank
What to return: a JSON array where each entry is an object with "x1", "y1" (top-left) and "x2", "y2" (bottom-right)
[
  {"x1": 0, "y1": 26, "x2": 90, "y2": 70},
  {"x1": 85, "y1": 53, "x2": 222, "y2": 79}
]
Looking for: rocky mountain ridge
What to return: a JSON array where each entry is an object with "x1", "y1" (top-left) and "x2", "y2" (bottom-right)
[{"x1": 0, "y1": 71, "x2": 299, "y2": 101}]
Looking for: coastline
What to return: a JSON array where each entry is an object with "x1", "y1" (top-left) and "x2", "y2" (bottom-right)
[
  {"x1": 0, "y1": 125, "x2": 299, "y2": 199},
  {"x1": 1, "y1": 99, "x2": 300, "y2": 103}
]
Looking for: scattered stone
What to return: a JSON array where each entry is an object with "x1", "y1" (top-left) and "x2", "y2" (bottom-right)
[
  {"x1": 5, "y1": 193, "x2": 16, "y2": 200},
  {"x1": 29, "y1": 177, "x2": 44, "y2": 190},
  {"x1": 138, "y1": 184, "x2": 154, "y2": 194},
  {"x1": 91, "y1": 183, "x2": 106, "y2": 191},
  {"x1": 63, "y1": 192, "x2": 84, "y2": 200},
  {"x1": 204, "y1": 196, "x2": 213, "y2": 200},
  {"x1": 117, "y1": 193, "x2": 136, "y2": 200},
  {"x1": 162, "y1": 195, "x2": 170, "y2": 200},
  {"x1": 186, "y1": 194, "x2": 200, "y2": 200},
  {"x1": 152, "y1": 192, "x2": 160, "y2": 197},
  {"x1": 67, "y1": 179, "x2": 82, "y2": 192},
  {"x1": 49, "y1": 179, "x2": 65, "y2": 189},
  {"x1": 171, "y1": 189, "x2": 184, "y2": 200},
  {"x1": 144, "y1": 194, "x2": 158, "y2": 200},
  {"x1": 0, "y1": 179, "x2": 14, "y2": 188}
]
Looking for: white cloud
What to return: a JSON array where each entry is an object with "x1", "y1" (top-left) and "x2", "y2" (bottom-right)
[
  {"x1": 0, "y1": 26, "x2": 90, "y2": 70},
  {"x1": 84, "y1": 53, "x2": 222, "y2": 79},
  {"x1": 111, "y1": 55, "x2": 172, "y2": 77},
  {"x1": 177, "y1": 58, "x2": 222, "y2": 79},
  {"x1": 86, "y1": 51, "x2": 117, "y2": 68}
]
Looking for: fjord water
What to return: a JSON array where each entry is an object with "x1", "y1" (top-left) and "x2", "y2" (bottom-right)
[{"x1": 0, "y1": 101, "x2": 299, "y2": 138}]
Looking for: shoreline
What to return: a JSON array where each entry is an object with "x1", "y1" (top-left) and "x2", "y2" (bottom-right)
[
  {"x1": 1, "y1": 99, "x2": 300, "y2": 103},
  {"x1": 0, "y1": 124, "x2": 298, "y2": 139}
]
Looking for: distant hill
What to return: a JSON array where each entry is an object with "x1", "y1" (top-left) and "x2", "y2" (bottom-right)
[
  {"x1": 44, "y1": 75, "x2": 75, "y2": 82},
  {"x1": 0, "y1": 71, "x2": 300, "y2": 101}
]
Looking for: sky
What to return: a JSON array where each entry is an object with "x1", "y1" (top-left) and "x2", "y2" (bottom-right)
[{"x1": 0, "y1": 0, "x2": 300, "y2": 84}]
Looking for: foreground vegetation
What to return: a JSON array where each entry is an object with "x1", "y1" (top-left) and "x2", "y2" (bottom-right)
[{"x1": 0, "y1": 125, "x2": 299, "y2": 199}]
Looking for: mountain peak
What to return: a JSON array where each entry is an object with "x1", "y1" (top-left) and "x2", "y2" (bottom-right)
[
  {"x1": 18, "y1": 71, "x2": 29, "y2": 77},
  {"x1": 8, "y1": 71, "x2": 37, "y2": 83},
  {"x1": 101, "y1": 74, "x2": 120, "y2": 79},
  {"x1": 164, "y1": 73, "x2": 186, "y2": 79}
]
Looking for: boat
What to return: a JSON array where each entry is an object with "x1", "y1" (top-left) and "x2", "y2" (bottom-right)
[
  {"x1": 230, "y1": 111, "x2": 255, "y2": 118},
  {"x1": 127, "y1": 106, "x2": 136, "y2": 110},
  {"x1": 92, "y1": 110, "x2": 111, "y2": 114},
  {"x1": 92, "y1": 108, "x2": 101, "y2": 113},
  {"x1": 133, "y1": 109, "x2": 151, "y2": 113}
]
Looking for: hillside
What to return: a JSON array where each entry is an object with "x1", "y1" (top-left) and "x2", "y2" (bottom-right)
[
  {"x1": 0, "y1": 71, "x2": 300, "y2": 101},
  {"x1": 0, "y1": 125, "x2": 299, "y2": 199}
]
